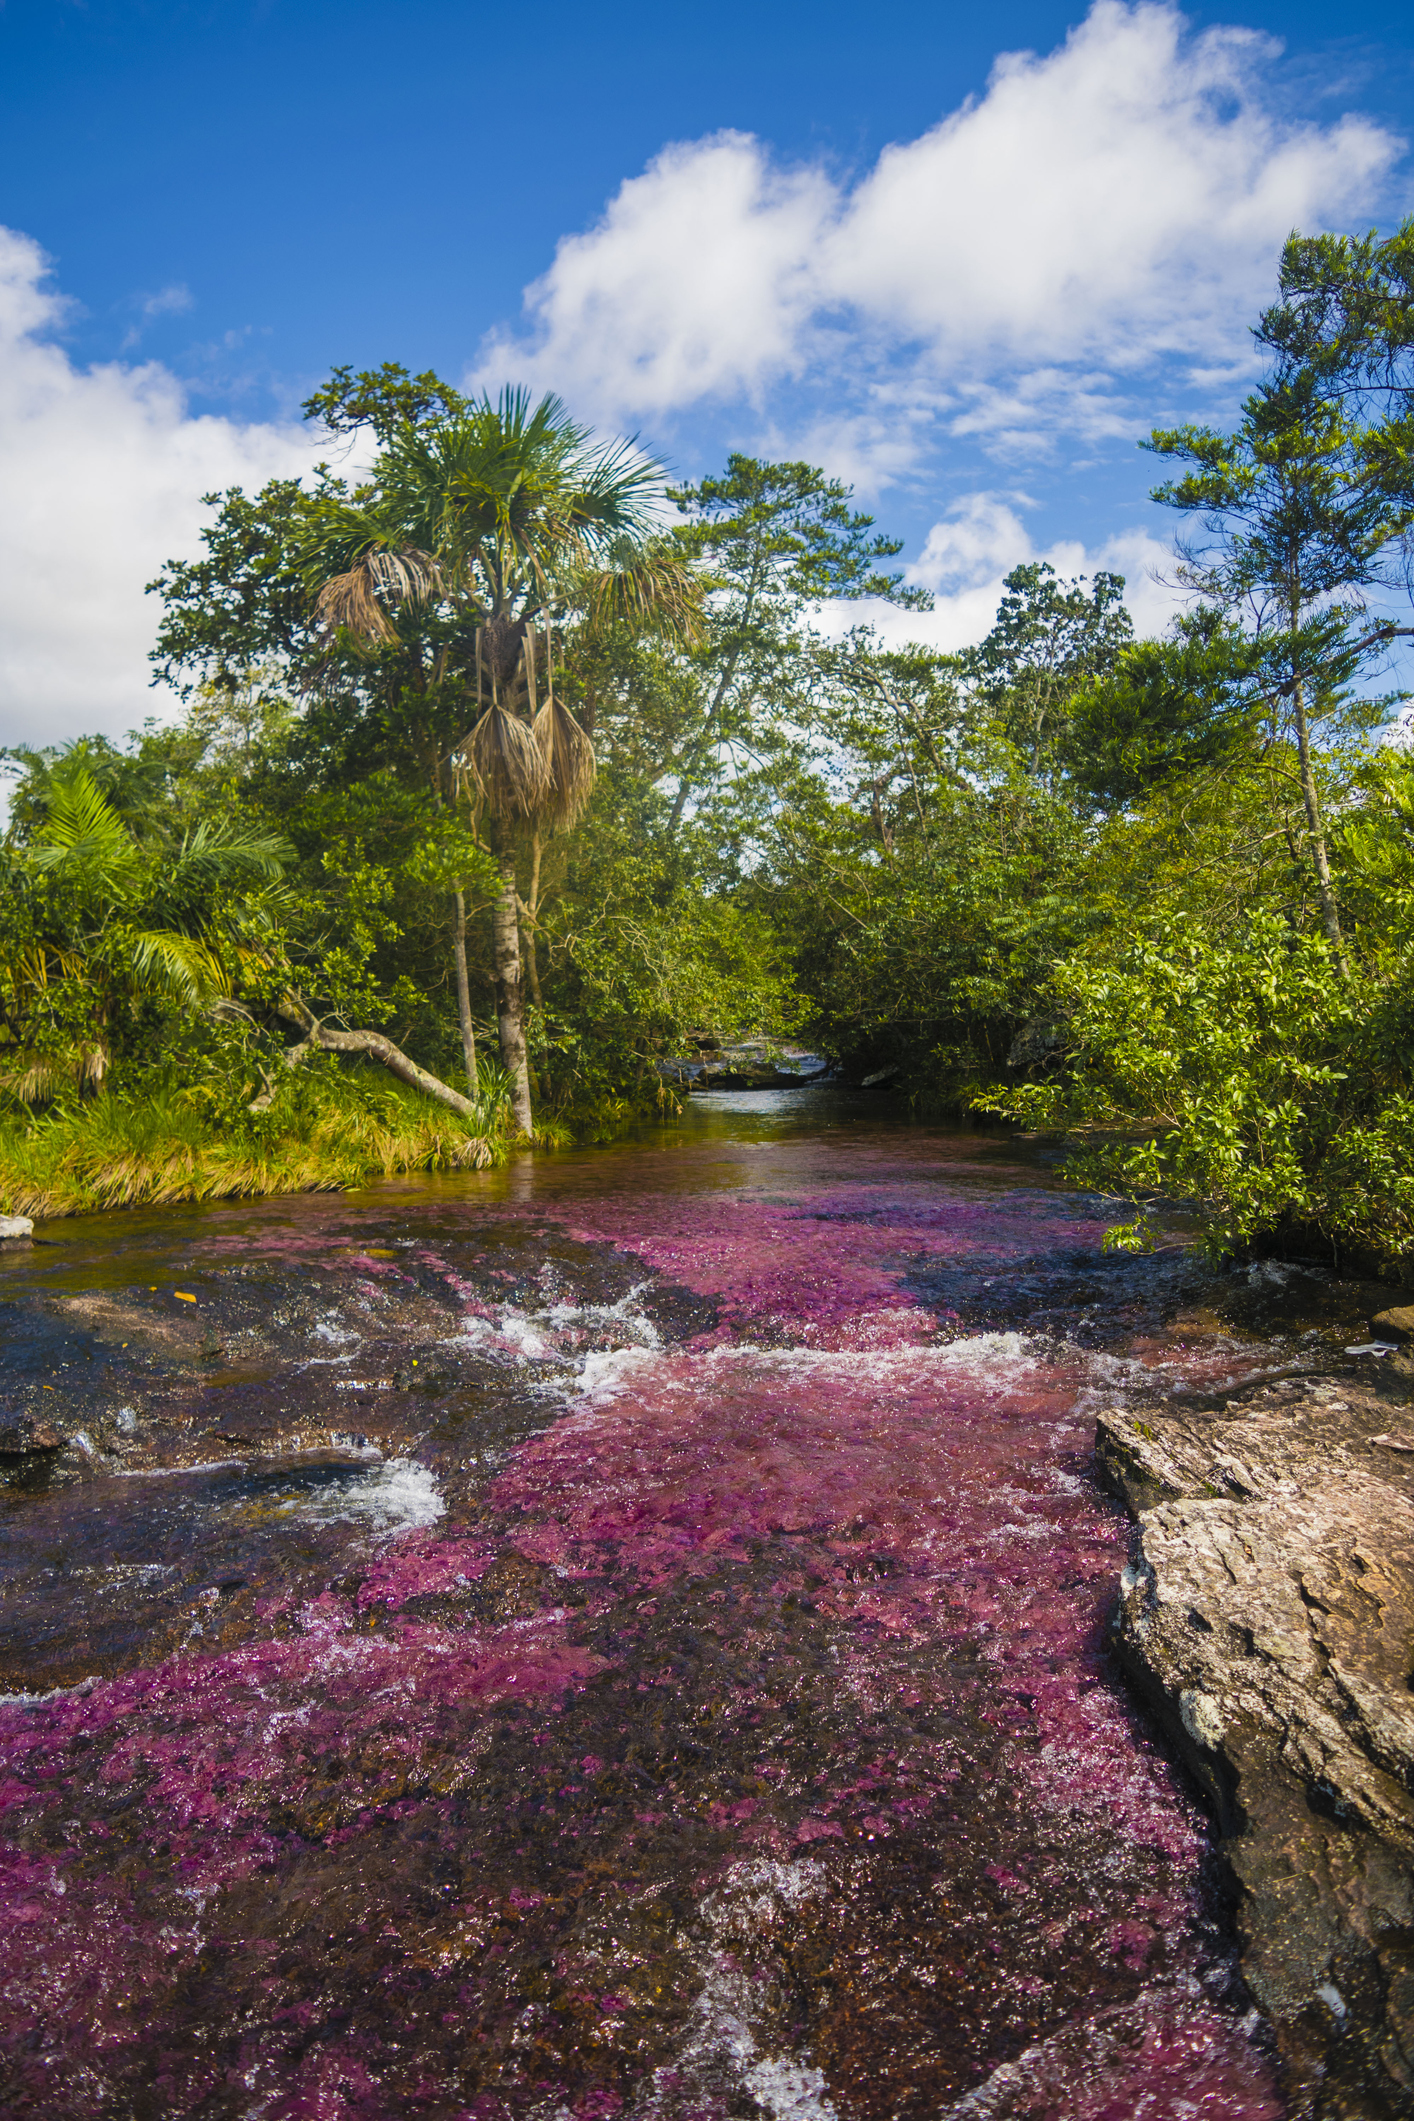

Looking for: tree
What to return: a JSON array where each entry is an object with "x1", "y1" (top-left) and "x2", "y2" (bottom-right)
[
  {"x1": 662, "y1": 457, "x2": 930, "y2": 843},
  {"x1": 1256, "y1": 219, "x2": 1414, "y2": 435},
  {"x1": 298, "y1": 383, "x2": 684, "y2": 1134},
  {"x1": 0, "y1": 754, "x2": 290, "y2": 1099},
  {"x1": 960, "y1": 561, "x2": 1133, "y2": 784},
  {"x1": 1146, "y1": 363, "x2": 1414, "y2": 959},
  {"x1": 1066, "y1": 607, "x2": 1264, "y2": 807}
]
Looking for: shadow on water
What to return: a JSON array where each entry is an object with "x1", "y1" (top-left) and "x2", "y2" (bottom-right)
[{"x1": 0, "y1": 1085, "x2": 1388, "y2": 2117}]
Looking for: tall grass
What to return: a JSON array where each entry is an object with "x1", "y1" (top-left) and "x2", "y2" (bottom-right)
[{"x1": 0, "y1": 1062, "x2": 511, "y2": 1221}]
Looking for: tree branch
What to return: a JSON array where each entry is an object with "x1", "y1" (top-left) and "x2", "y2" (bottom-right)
[{"x1": 274, "y1": 995, "x2": 489, "y2": 1120}]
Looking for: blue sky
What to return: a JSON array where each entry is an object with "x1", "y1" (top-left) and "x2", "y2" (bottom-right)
[{"x1": 2, "y1": 0, "x2": 1413, "y2": 742}]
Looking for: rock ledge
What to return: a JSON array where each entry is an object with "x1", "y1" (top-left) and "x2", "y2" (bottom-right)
[{"x1": 1097, "y1": 1371, "x2": 1414, "y2": 2119}]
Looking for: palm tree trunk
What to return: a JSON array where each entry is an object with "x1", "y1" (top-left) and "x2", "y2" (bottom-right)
[
  {"x1": 452, "y1": 886, "x2": 478, "y2": 1096},
  {"x1": 523, "y1": 829, "x2": 544, "y2": 1008},
  {"x1": 491, "y1": 846, "x2": 534, "y2": 1134},
  {"x1": 1292, "y1": 678, "x2": 1346, "y2": 967}
]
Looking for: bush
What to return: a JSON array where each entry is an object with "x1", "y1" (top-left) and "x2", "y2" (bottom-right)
[{"x1": 975, "y1": 911, "x2": 1414, "y2": 1267}]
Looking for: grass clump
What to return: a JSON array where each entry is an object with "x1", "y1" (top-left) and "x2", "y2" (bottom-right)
[{"x1": 0, "y1": 1053, "x2": 511, "y2": 1222}]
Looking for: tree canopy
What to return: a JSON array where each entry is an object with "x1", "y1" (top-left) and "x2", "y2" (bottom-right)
[{"x1": 6, "y1": 226, "x2": 1414, "y2": 1264}]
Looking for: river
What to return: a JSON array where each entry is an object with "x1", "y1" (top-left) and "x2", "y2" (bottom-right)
[{"x1": 1, "y1": 1089, "x2": 1333, "y2": 2118}]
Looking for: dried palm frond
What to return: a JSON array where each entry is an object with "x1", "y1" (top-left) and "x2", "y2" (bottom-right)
[
  {"x1": 0, "y1": 1042, "x2": 111, "y2": 1101},
  {"x1": 577, "y1": 539, "x2": 706, "y2": 648},
  {"x1": 456, "y1": 707, "x2": 551, "y2": 820},
  {"x1": 314, "y1": 549, "x2": 441, "y2": 644},
  {"x1": 0, "y1": 1053, "x2": 68, "y2": 1104},
  {"x1": 532, "y1": 697, "x2": 596, "y2": 828}
]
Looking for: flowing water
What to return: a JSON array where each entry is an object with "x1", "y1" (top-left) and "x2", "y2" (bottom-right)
[{"x1": 1, "y1": 1089, "x2": 1364, "y2": 2119}]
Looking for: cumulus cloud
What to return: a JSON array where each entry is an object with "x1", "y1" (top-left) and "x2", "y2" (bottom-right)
[
  {"x1": 816, "y1": 490, "x2": 1179, "y2": 653},
  {"x1": 474, "y1": 0, "x2": 1402, "y2": 462},
  {"x1": 0, "y1": 229, "x2": 320, "y2": 747},
  {"x1": 480, "y1": 134, "x2": 833, "y2": 417}
]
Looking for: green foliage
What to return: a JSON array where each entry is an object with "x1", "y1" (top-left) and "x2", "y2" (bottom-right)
[
  {"x1": 975, "y1": 908, "x2": 1414, "y2": 1265},
  {"x1": 1068, "y1": 609, "x2": 1264, "y2": 803},
  {"x1": 535, "y1": 871, "x2": 803, "y2": 1110},
  {"x1": 16, "y1": 285, "x2": 1414, "y2": 1268},
  {"x1": 657, "y1": 457, "x2": 931, "y2": 840},
  {"x1": 772, "y1": 773, "x2": 1092, "y2": 1108},
  {"x1": 0, "y1": 1051, "x2": 507, "y2": 1222},
  {"x1": 960, "y1": 560, "x2": 1133, "y2": 783}
]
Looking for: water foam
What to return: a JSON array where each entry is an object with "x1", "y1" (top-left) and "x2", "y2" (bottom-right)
[{"x1": 276, "y1": 1457, "x2": 445, "y2": 1534}]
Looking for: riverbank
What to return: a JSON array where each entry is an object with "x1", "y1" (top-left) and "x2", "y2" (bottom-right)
[
  {"x1": 0, "y1": 1069, "x2": 504, "y2": 1221},
  {"x1": 1098, "y1": 1346, "x2": 1414, "y2": 2119}
]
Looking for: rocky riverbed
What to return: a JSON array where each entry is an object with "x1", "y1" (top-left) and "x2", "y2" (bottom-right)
[
  {"x1": 1, "y1": 1095, "x2": 1407, "y2": 2117},
  {"x1": 1098, "y1": 1332, "x2": 1414, "y2": 2120}
]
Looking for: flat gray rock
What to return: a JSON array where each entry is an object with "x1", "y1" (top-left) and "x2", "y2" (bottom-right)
[{"x1": 1097, "y1": 1369, "x2": 1414, "y2": 2119}]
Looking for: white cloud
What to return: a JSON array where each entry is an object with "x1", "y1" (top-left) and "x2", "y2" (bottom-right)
[
  {"x1": 827, "y1": 3, "x2": 1393, "y2": 367},
  {"x1": 477, "y1": 133, "x2": 833, "y2": 417},
  {"x1": 0, "y1": 229, "x2": 321, "y2": 747},
  {"x1": 473, "y1": 0, "x2": 1403, "y2": 467},
  {"x1": 817, "y1": 490, "x2": 1179, "y2": 653},
  {"x1": 910, "y1": 494, "x2": 1036, "y2": 593}
]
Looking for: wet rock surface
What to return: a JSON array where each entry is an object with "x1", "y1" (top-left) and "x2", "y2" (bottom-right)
[{"x1": 1097, "y1": 1357, "x2": 1414, "y2": 2119}]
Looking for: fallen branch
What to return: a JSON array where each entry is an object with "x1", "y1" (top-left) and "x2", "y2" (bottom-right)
[{"x1": 269, "y1": 996, "x2": 489, "y2": 1122}]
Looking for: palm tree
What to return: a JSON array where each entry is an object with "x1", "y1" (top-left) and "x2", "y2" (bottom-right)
[
  {"x1": 300, "y1": 387, "x2": 694, "y2": 1134},
  {"x1": 2, "y1": 757, "x2": 291, "y2": 1101}
]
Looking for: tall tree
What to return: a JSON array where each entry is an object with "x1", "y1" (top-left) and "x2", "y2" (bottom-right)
[
  {"x1": 663, "y1": 458, "x2": 930, "y2": 842},
  {"x1": 298, "y1": 383, "x2": 681, "y2": 1134},
  {"x1": 960, "y1": 561, "x2": 1132, "y2": 785},
  {"x1": 1147, "y1": 364, "x2": 1414, "y2": 958}
]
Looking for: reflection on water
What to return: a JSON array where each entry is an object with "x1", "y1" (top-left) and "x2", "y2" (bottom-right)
[{"x1": 0, "y1": 1092, "x2": 1339, "y2": 2116}]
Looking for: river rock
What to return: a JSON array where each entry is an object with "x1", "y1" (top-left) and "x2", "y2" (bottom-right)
[
  {"x1": 1373, "y1": 1306, "x2": 1414, "y2": 1342},
  {"x1": 1096, "y1": 1373, "x2": 1414, "y2": 2120},
  {"x1": 0, "y1": 1414, "x2": 65, "y2": 1453},
  {"x1": 0, "y1": 1214, "x2": 34, "y2": 1240}
]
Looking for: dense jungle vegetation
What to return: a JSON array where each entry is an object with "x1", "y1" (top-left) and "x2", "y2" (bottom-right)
[{"x1": 4, "y1": 224, "x2": 1414, "y2": 1272}]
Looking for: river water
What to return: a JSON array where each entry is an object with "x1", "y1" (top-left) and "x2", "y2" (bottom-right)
[{"x1": 1, "y1": 1090, "x2": 1345, "y2": 2119}]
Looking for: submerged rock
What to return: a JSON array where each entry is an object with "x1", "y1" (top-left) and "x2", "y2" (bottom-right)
[
  {"x1": 1097, "y1": 1373, "x2": 1414, "y2": 2119},
  {"x1": 0, "y1": 1214, "x2": 34, "y2": 1241},
  {"x1": 0, "y1": 1415, "x2": 65, "y2": 1454}
]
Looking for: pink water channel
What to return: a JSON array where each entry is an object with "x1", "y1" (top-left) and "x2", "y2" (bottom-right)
[{"x1": 0, "y1": 1096, "x2": 1291, "y2": 2118}]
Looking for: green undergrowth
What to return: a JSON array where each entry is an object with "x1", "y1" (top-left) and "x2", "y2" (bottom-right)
[{"x1": 0, "y1": 1055, "x2": 510, "y2": 1222}]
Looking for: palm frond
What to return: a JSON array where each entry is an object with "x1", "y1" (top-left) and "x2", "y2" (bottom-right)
[
  {"x1": 174, "y1": 819, "x2": 293, "y2": 885},
  {"x1": 0, "y1": 1053, "x2": 69, "y2": 1103},
  {"x1": 456, "y1": 707, "x2": 551, "y2": 820},
  {"x1": 314, "y1": 548, "x2": 442, "y2": 644},
  {"x1": 127, "y1": 931, "x2": 233, "y2": 1004},
  {"x1": 576, "y1": 538, "x2": 706, "y2": 646},
  {"x1": 532, "y1": 699, "x2": 596, "y2": 829},
  {"x1": 368, "y1": 394, "x2": 670, "y2": 602},
  {"x1": 26, "y1": 761, "x2": 139, "y2": 879}
]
